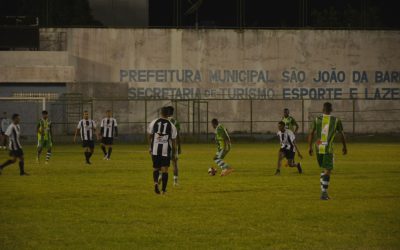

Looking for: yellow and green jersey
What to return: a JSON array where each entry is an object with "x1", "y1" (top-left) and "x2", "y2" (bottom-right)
[
  {"x1": 37, "y1": 118, "x2": 52, "y2": 142},
  {"x1": 311, "y1": 114, "x2": 343, "y2": 154},
  {"x1": 169, "y1": 118, "x2": 180, "y2": 133},
  {"x1": 215, "y1": 124, "x2": 230, "y2": 151},
  {"x1": 282, "y1": 116, "x2": 298, "y2": 131}
]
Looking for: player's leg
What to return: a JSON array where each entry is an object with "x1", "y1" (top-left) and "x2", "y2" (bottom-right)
[
  {"x1": 107, "y1": 144, "x2": 112, "y2": 160},
  {"x1": 18, "y1": 153, "x2": 28, "y2": 176},
  {"x1": 173, "y1": 157, "x2": 178, "y2": 186},
  {"x1": 275, "y1": 149, "x2": 285, "y2": 175},
  {"x1": 219, "y1": 149, "x2": 233, "y2": 176},
  {"x1": 43, "y1": 140, "x2": 52, "y2": 164},
  {"x1": 287, "y1": 154, "x2": 302, "y2": 174},
  {"x1": 319, "y1": 154, "x2": 333, "y2": 200},
  {"x1": 37, "y1": 139, "x2": 43, "y2": 162},
  {"x1": 153, "y1": 167, "x2": 161, "y2": 194},
  {"x1": 160, "y1": 166, "x2": 169, "y2": 194},
  {"x1": 0, "y1": 155, "x2": 17, "y2": 172},
  {"x1": 101, "y1": 140, "x2": 107, "y2": 159},
  {"x1": 152, "y1": 155, "x2": 161, "y2": 194},
  {"x1": 45, "y1": 147, "x2": 52, "y2": 164},
  {"x1": 88, "y1": 143, "x2": 94, "y2": 162}
]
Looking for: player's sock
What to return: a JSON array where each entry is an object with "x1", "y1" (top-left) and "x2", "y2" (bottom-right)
[
  {"x1": 174, "y1": 175, "x2": 178, "y2": 184},
  {"x1": 37, "y1": 148, "x2": 42, "y2": 159},
  {"x1": 153, "y1": 171, "x2": 161, "y2": 194},
  {"x1": 297, "y1": 163, "x2": 302, "y2": 174},
  {"x1": 101, "y1": 145, "x2": 107, "y2": 156},
  {"x1": 107, "y1": 148, "x2": 112, "y2": 159},
  {"x1": 19, "y1": 160, "x2": 25, "y2": 175},
  {"x1": 158, "y1": 170, "x2": 162, "y2": 184},
  {"x1": 0, "y1": 160, "x2": 14, "y2": 169},
  {"x1": 153, "y1": 170, "x2": 159, "y2": 184},
  {"x1": 162, "y1": 172, "x2": 168, "y2": 192},
  {"x1": 215, "y1": 158, "x2": 229, "y2": 169},
  {"x1": 46, "y1": 151, "x2": 52, "y2": 161},
  {"x1": 321, "y1": 173, "x2": 330, "y2": 194},
  {"x1": 84, "y1": 152, "x2": 90, "y2": 163}
]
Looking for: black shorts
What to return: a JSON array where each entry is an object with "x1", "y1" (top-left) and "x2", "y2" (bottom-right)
[
  {"x1": 9, "y1": 148, "x2": 24, "y2": 158},
  {"x1": 280, "y1": 148, "x2": 295, "y2": 160},
  {"x1": 101, "y1": 137, "x2": 113, "y2": 145},
  {"x1": 0, "y1": 132, "x2": 4, "y2": 136},
  {"x1": 152, "y1": 155, "x2": 171, "y2": 168},
  {"x1": 82, "y1": 140, "x2": 95, "y2": 149}
]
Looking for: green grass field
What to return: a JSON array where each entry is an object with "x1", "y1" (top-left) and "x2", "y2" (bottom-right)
[{"x1": 0, "y1": 143, "x2": 399, "y2": 250}]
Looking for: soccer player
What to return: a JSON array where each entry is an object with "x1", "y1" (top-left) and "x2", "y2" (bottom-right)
[
  {"x1": 275, "y1": 121, "x2": 303, "y2": 176},
  {"x1": 308, "y1": 102, "x2": 347, "y2": 200},
  {"x1": 282, "y1": 108, "x2": 299, "y2": 133},
  {"x1": 0, "y1": 114, "x2": 29, "y2": 176},
  {"x1": 166, "y1": 106, "x2": 181, "y2": 186},
  {"x1": 36, "y1": 110, "x2": 53, "y2": 164},
  {"x1": 74, "y1": 111, "x2": 99, "y2": 165},
  {"x1": 148, "y1": 106, "x2": 177, "y2": 195},
  {"x1": 100, "y1": 110, "x2": 118, "y2": 160},
  {"x1": 211, "y1": 118, "x2": 234, "y2": 176},
  {"x1": 1, "y1": 112, "x2": 11, "y2": 150}
]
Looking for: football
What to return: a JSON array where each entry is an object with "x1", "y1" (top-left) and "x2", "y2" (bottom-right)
[{"x1": 208, "y1": 167, "x2": 217, "y2": 176}]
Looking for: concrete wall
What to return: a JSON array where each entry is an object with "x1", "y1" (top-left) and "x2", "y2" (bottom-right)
[
  {"x1": 1, "y1": 28, "x2": 400, "y2": 135},
  {"x1": 0, "y1": 51, "x2": 75, "y2": 82}
]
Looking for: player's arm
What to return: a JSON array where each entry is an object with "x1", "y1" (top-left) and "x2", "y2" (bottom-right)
[
  {"x1": 37, "y1": 121, "x2": 42, "y2": 134},
  {"x1": 3, "y1": 134, "x2": 9, "y2": 147},
  {"x1": 293, "y1": 118, "x2": 299, "y2": 133},
  {"x1": 171, "y1": 138, "x2": 177, "y2": 161},
  {"x1": 49, "y1": 123, "x2": 53, "y2": 143},
  {"x1": 339, "y1": 131, "x2": 347, "y2": 155},
  {"x1": 223, "y1": 133, "x2": 231, "y2": 151},
  {"x1": 147, "y1": 133, "x2": 153, "y2": 154},
  {"x1": 74, "y1": 121, "x2": 80, "y2": 143},
  {"x1": 100, "y1": 127, "x2": 104, "y2": 138},
  {"x1": 74, "y1": 128, "x2": 79, "y2": 143},
  {"x1": 93, "y1": 121, "x2": 100, "y2": 140},
  {"x1": 307, "y1": 127, "x2": 316, "y2": 156},
  {"x1": 293, "y1": 140, "x2": 303, "y2": 159},
  {"x1": 4, "y1": 126, "x2": 12, "y2": 147},
  {"x1": 176, "y1": 133, "x2": 181, "y2": 154}
]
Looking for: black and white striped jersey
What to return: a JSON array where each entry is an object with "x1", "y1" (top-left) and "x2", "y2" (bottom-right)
[
  {"x1": 100, "y1": 118, "x2": 118, "y2": 138},
  {"x1": 277, "y1": 129, "x2": 296, "y2": 152},
  {"x1": 5, "y1": 123, "x2": 22, "y2": 150},
  {"x1": 77, "y1": 119, "x2": 97, "y2": 141},
  {"x1": 148, "y1": 118, "x2": 177, "y2": 157}
]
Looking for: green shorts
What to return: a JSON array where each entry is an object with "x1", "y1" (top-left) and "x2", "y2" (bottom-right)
[
  {"x1": 38, "y1": 140, "x2": 52, "y2": 149},
  {"x1": 317, "y1": 153, "x2": 334, "y2": 169}
]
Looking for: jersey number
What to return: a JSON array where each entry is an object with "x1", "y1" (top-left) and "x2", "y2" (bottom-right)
[{"x1": 156, "y1": 122, "x2": 168, "y2": 134}]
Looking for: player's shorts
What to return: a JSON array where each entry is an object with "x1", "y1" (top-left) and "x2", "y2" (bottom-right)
[
  {"x1": 9, "y1": 148, "x2": 24, "y2": 158},
  {"x1": 0, "y1": 131, "x2": 4, "y2": 136},
  {"x1": 101, "y1": 137, "x2": 114, "y2": 145},
  {"x1": 82, "y1": 140, "x2": 95, "y2": 149},
  {"x1": 280, "y1": 148, "x2": 295, "y2": 160},
  {"x1": 152, "y1": 155, "x2": 171, "y2": 168},
  {"x1": 38, "y1": 139, "x2": 52, "y2": 149},
  {"x1": 317, "y1": 153, "x2": 334, "y2": 169}
]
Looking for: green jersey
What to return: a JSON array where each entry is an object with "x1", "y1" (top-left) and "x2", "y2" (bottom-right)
[
  {"x1": 37, "y1": 118, "x2": 52, "y2": 141},
  {"x1": 215, "y1": 124, "x2": 230, "y2": 150},
  {"x1": 169, "y1": 118, "x2": 180, "y2": 133},
  {"x1": 311, "y1": 114, "x2": 343, "y2": 154},
  {"x1": 282, "y1": 116, "x2": 298, "y2": 131}
]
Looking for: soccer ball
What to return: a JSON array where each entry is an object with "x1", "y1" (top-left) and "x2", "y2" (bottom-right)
[{"x1": 208, "y1": 167, "x2": 217, "y2": 176}]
